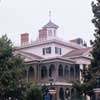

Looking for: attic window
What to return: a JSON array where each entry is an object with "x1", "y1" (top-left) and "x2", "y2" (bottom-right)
[
  {"x1": 55, "y1": 47, "x2": 62, "y2": 55},
  {"x1": 42, "y1": 47, "x2": 51, "y2": 55},
  {"x1": 46, "y1": 47, "x2": 51, "y2": 54}
]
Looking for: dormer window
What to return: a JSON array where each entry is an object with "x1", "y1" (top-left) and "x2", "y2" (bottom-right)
[
  {"x1": 55, "y1": 47, "x2": 62, "y2": 55},
  {"x1": 46, "y1": 47, "x2": 51, "y2": 54},
  {"x1": 42, "y1": 47, "x2": 51, "y2": 55}
]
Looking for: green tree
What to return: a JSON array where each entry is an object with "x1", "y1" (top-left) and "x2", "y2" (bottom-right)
[
  {"x1": 88, "y1": 0, "x2": 100, "y2": 87},
  {"x1": 0, "y1": 35, "x2": 26, "y2": 100},
  {"x1": 73, "y1": 0, "x2": 100, "y2": 97},
  {"x1": 26, "y1": 85, "x2": 43, "y2": 100}
]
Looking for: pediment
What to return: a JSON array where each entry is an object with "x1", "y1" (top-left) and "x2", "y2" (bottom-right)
[{"x1": 14, "y1": 51, "x2": 43, "y2": 62}]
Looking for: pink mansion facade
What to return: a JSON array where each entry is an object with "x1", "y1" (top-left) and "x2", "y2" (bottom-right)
[{"x1": 14, "y1": 20, "x2": 92, "y2": 99}]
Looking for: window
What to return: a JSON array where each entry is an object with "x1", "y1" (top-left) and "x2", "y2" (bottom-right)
[
  {"x1": 28, "y1": 66, "x2": 35, "y2": 81},
  {"x1": 46, "y1": 47, "x2": 51, "y2": 54},
  {"x1": 75, "y1": 64, "x2": 80, "y2": 78},
  {"x1": 58, "y1": 64, "x2": 63, "y2": 77},
  {"x1": 64, "y1": 65, "x2": 69, "y2": 77},
  {"x1": 48, "y1": 30, "x2": 52, "y2": 36},
  {"x1": 70, "y1": 66, "x2": 74, "y2": 79},
  {"x1": 55, "y1": 47, "x2": 62, "y2": 55},
  {"x1": 49, "y1": 64, "x2": 55, "y2": 77},
  {"x1": 42, "y1": 47, "x2": 51, "y2": 55},
  {"x1": 41, "y1": 66, "x2": 47, "y2": 78}
]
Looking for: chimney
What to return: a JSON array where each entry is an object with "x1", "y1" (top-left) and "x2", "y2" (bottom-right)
[{"x1": 21, "y1": 33, "x2": 29, "y2": 46}]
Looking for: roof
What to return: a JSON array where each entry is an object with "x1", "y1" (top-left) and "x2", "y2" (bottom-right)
[
  {"x1": 43, "y1": 20, "x2": 59, "y2": 29},
  {"x1": 63, "y1": 47, "x2": 91, "y2": 58},
  {"x1": 18, "y1": 51, "x2": 43, "y2": 59},
  {"x1": 16, "y1": 39, "x2": 83, "y2": 50}
]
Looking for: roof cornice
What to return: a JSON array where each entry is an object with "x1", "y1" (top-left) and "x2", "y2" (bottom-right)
[{"x1": 15, "y1": 39, "x2": 83, "y2": 50}]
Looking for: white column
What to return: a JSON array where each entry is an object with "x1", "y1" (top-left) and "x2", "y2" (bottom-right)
[{"x1": 80, "y1": 64, "x2": 83, "y2": 83}]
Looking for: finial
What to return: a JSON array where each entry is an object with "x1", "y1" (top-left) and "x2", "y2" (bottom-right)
[{"x1": 49, "y1": 10, "x2": 51, "y2": 21}]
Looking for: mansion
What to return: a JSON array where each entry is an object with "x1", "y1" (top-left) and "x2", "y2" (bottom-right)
[{"x1": 14, "y1": 19, "x2": 92, "y2": 100}]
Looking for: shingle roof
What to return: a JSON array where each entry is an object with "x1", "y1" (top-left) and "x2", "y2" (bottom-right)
[
  {"x1": 43, "y1": 21, "x2": 59, "y2": 29},
  {"x1": 63, "y1": 48, "x2": 91, "y2": 57}
]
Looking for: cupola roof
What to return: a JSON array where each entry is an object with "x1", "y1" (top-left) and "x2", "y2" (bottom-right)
[{"x1": 43, "y1": 20, "x2": 59, "y2": 29}]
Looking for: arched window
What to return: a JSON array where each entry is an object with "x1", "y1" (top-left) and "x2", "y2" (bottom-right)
[
  {"x1": 49, "y1": 64, "x2": 55, "y2": 77},
  {"x1": 41, "y1": 66, "x2": 47, "y2": 78},
  {"x1": 75, "y1": 64, "x2": 80, "y2": 78},
  {"x1": 64, "y1": 65, "x2": 69, "y2": 79},
  {"x1": 58, "y1": 64, "x2": 63, "y2": 77},
  {"x1": 28, "y1": 66, "x2": 35, "y2": 81},
  {"x1": 59, "y1": 88, "x2": 64, "y2": 100},
  {"x1": 70, "y1": 66, "x2": 74, "y2": 79}
]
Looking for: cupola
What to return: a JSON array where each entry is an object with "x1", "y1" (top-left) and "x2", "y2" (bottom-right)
[{"x1": 38, "y1": 12, "x2": 59, "y2": 41}]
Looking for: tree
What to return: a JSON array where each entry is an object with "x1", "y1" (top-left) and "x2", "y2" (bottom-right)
[
  {"x1": 0, "y1": 35, "x2": 26, "y2": 100},
  {"x1": 73, "y1": 0, "x2": 100, "y2": 97},
  {"x1": 91, "y1": 0, "x2": 100, "y2": 75},
  {"x1": 88, "y1": 0, "x2": 100, "y2": 87},
  {"x1": 26, "y1": 85, "x2": 43, "y2": 100}
]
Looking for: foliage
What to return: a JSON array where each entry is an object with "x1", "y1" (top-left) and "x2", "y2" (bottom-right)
[
  {"x1": 73, "y1": 0, "x2": 100, "y2": 97},
  {"x1": 26, "y1": 85, "x2": 43, "y2": 100},
  {"x1": 73, "y1": 81, "x2": 93, "y2": 96},
  {"x1": 0, "y1": 35, "x2": 26, "y2": 99},
  {"x1": 87, "y1": 0, "x2": 100, "y2": 89},
  {"x1": 90, "y1": 0, "x2": 100, "y2": 75}
]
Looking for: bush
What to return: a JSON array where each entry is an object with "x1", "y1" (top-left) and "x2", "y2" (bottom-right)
[{"x1": 26, "y1": 86, "x2": 43, "y2": 100}]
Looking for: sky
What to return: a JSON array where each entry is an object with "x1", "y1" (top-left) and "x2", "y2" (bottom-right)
[{"x1": 0, "y1": 0, "x2": 95, "y2": 46}]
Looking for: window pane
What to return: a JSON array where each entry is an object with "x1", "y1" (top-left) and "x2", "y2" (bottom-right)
[{"x1": 46, "y1": 47, "x2": 51, "y2": 54}]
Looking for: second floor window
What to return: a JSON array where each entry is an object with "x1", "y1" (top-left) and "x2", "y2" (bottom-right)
[
  {"x1": 43, "y1": 47, "x2": 51, "y2": 55},
  {"x1": 46, "y1": 47, "x2": 51, "y2": 54},
  {"x1": 55, "y1": 47, "x2": 62, "y2": 55}
]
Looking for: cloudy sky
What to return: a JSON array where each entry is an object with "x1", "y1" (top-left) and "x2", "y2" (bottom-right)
[{"x1": 0, "y1": 0, "x2": 95, "y2": 46}]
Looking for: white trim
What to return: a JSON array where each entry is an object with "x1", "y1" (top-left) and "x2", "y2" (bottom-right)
[
  {"x1": 40, "y1": 57, "x2": 75, "y2": 63},
  {"x1": 66, "y1": 55, "x2": 92, "y2": 60}
]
